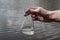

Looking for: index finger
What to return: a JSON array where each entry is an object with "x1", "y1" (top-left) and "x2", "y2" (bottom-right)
[{"x1": 24, "y1": 8, "x2": 31, "y2": 16}]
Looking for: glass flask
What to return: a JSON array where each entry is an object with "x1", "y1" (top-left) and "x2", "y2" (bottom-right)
[{"x1": 21, "y1": 15, "x2": 34, "y2": 35}]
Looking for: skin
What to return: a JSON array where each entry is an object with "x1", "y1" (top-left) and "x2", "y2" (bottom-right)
[{"x1": 24, "y1": 7, "x2": 60, "y2": 22}]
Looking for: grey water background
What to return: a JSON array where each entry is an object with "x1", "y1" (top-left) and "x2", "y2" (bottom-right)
[{"x1": 0, "y1": 0, "x2": 60, "y2": 40}]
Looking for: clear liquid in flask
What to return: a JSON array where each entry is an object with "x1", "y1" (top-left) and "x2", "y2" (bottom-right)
[{"x1": 21, "y1": 16, "x2": 34, "y2": 35}]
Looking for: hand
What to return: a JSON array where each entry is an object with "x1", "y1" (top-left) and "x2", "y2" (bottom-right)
[{"x1": 24, "y1": 7, "x2": 60, "y2": 22}]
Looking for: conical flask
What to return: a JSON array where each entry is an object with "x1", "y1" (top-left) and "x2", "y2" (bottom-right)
[{"x1": 21, "y1": 15, "x2": 34, "y2": 35}]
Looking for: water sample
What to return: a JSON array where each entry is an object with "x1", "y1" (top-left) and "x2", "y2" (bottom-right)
[{"x1": 21, "y1": 16, "x2": 34, "y2": 35}]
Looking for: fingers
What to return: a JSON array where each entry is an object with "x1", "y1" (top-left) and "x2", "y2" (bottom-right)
[
  {"x1": 24, "y1": 7, "x2": 40, "y2": 16},
  {"x1": 24, "y1": 7, "x2": 48, "y2": 16},
  {"x1": 31, "y1": 15, "x2": 38, "y2": 21},
  {"x1": 31, "y1": 15, "x2": 36, "y2": 18},
  {"x1": 24, "y1": 9, "x2": 30, "y2": 16},
  {"x1": 37, "y1": 16, "x2": 44, "y2": 21},
  {"x1": 24, "y1": 7, "x2": 50, "y2": 22},
  {"x1": 31, "y1": 14, "x2": 44, "y2": 21}
]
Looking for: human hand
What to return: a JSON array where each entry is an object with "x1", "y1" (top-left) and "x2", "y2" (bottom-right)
[{"x1": 24, "y1": 7, "x2": 60, "y2": 22}]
